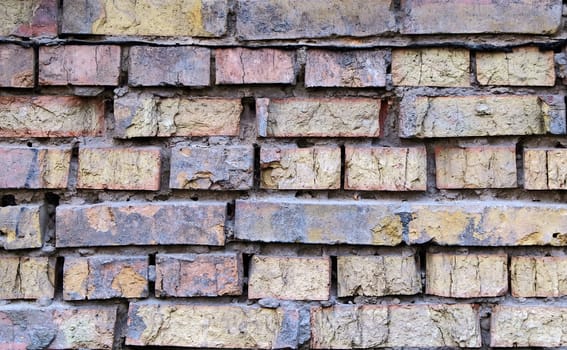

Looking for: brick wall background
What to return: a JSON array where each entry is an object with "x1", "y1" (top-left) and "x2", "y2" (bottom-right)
[{"x1": 1, "y1": 0, "x2": 567, "y2": 349}]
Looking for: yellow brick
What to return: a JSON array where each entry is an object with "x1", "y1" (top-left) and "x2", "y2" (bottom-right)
[{"x1": 511, "y1": 256, "x2": 567, "y2": 297}]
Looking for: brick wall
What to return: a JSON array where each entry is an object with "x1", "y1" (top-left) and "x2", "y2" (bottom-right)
[{"x1": 1, "y1": 0, "x2": 567, "y2": 349}]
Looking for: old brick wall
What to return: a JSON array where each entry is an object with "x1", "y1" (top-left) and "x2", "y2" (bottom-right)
[{"x1": 1, "y1": 0, "x2": 567, "y2": 349}]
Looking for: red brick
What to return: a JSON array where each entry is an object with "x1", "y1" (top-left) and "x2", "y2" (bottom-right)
[
  {"x1": 63, "y1": 256, "x2": 148, "y2": 300},
  {"x1": 56, "y1": 202, "x2": 226, "y2": 247},
  {"x1": 129, "y1": 46, "x2": 210, "y2": 86},
  {"x1": 215, "y1": 48, "x2": 295, "y2": 84},
  {"x1": 39, "y1": 45, "x2": 121, "y2": 86},
  {"x1": 156, "y1": 253, "x2": 242, "y2": 297},
  {"x1": 1, "y1": 0, "x2": 57, "y2": 38},
  {"x1": 0, "y1": 96, "x2": 104, "y2": 137},
  {"x1": 0, "y1": 45, "x2": 34, "y2": 87},
  {"x1": 77, "y1": 147, "x2": 161, "y2": 190},
  {"x1": 0, "y1": 257, "x2": 54, "y2": 300},
  {"x1": 0, "y1": 205, "x2": 42, "y2": 250},
  {"x1": 0, "y1": 147, "x2": 71, "y2": 189},
  {"x1": 305, "y1": 49, "x2": 387, "y2": 87}
]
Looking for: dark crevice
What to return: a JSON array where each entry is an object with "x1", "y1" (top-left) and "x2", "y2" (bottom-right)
[
  {"x1": 340, "y1": 144, "x2": 346, "y2": 190},
  {"x1": 253, "y1": 144, "x2": 261, "y2": 189},
  {"x1": 54, "y1": 256, "x2": 64, "y2": 300},
  {"x1": 1, "y1": 195, "x2": 16, "y2": 207},
  {"x1": 330, "y1": 255, "x2": 338, "y2": 299}
]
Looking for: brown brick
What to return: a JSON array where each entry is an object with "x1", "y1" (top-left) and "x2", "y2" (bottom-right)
[
  {"x1": 260, "y1": 146, "x2": 341, "y2": 190},
  {"x1": 39, "y1": 45, "x2": 121, "y2": 86},
  {"x1": 400, "y1": 95, "x2": 566, "y2": 138},
  {"x1": 216, "y1": 48, "x2": 295, "y2": 84},
  {"x1": 156, "y1": 253, "x2": 242, "y2": 297},
  {"x1": 311, "y1": 304, "x2": 481, "y2": 348},
  {"x1": 305, "y1": 49, "x2": 387, "y2": 88},
  {"x1": 63, "y1": 256, "x2": 148, "y2": 300},
  {"x1": 248, "y1": 256, "x2": 330, "y2": 300},
  {"x1": 392, "y1": 48, "x2": 470, "y2": 87},
  {"x1": 114, "y1": 93, "x2": 242, "y2": 138},
  {"x1": 401, "y1": 0, "x2": 562, "y2": 34},
  {"x1": 126, "y1": 303, "x2": 299, "y2": 348},
  {"x1": 0, "y1": 306, "x2": 117, "y2": 349},
  {"x1": 62, "y1": 0, "x2": 227, "y2": 37},
  {"x1": 56, "y1": 202, "x2": 226, "y2": 247},
  {"x1": 0, "y1": 257, "x2": 53, "y2": 300},
  {"x1": 511, "y1": 256, "x2": 567, "y2": 297},
  {"x1": 0, "y1": 45, "x2": 34, "y2": 87},
  {"x1": 491, "y1": 306, "x2": 567, "y2": 347},
  {"x1": 0, "y1": 147, "x2": 71, "y2": 189},
  {"x1": 477, "y1": 47, "x2": 555, "y2": 86},
  {"x1": 170, "y1": 145, "x2": 254, "y2": 190},
  {"x1": 257, "y1": 98, "x2": 382, "y2": 137},
  {"x1": 235, "y1": 200, "x2": 403, "y2": 245},
  {"x1": 435, "y1": 146, "x2": 517, "y2": 189},
  {"x1": 0, "y1": 96, "x2": 104, "y2": 138},
  {"x1": 129, "y1": 46, "x2": 210, "y2": 86},
  {"x1": 0, "y1": 205, "x2": 42, "y2": 250},
  {"x1": 337, "y1": 254, "x2": 421, "y2": 297},
  {"x1": 345, "y1": 146, "x2": 427, "y2": 191},
  {"x1": 426, "y1": 253, "x2": 507, "y2": 298},
  {"x1": 77, "y1": 147, "x2": 161, "y2": 190},
  {"x1": 236, "y1": 0, "x2": 396, "y2": 40},
  {"x1": 524, "y1": 148, "x2": 567, "y2": 190},
  {"x1": 0, "y1": 0, "x2": 57, "y2": 38}
]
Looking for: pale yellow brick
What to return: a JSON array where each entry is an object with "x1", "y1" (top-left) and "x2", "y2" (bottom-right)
[
  {"x1": 0, "y1": 257, "x2": 54, "y2": 299},
  {"x1": 511, "y1": 256, "x2": 567, "y2": 297}
]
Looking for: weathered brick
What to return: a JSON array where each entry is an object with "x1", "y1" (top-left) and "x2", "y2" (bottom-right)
[
  {"x1": 0, "y1": 205, "x2": 42, "y2": 250},
  {"x1": 400, "y1": 95, "x2": 566, "y2": 138},
  {"x1": 477, "y1": 47, "x2": 555, "y2": 86},
  {"x1": 114, "y1": 93, "x2": 242, "y2": 138},
  {"x1": 62, "y1": 0, "x2": 227, "y2": 37},
  {"x1": 0, "y1": 45, "x2": 34, "y2": 87},
  {"x1": 235, "y1": 200, "x2": 403, "y2": 245},
  {"x1": 392, "y1": 48, "x2": 470, "y2": 87},
  {"x1": 345, "y1": 146, "x2": 427, "y2": 191},
  {"x1": 337, "y1": 254, "x2": 421, "y2": 297},
  {"x1": 511, "y1": 256, "x2": 567, "y2": 297},
  {"x1": 248, "y1": 256, "x2": 330, "y2": 300},
  {"x1": 0, "y1": 147, "x2": 71, "y2": 189},
  {"x1": 56, "y1": 202, "x2": 226, "y2": 247},
  {"x1": 0, "y1": 257, "x2": 53, "y2": 300},
  {"x1": 311, "y1": 304, "x2": 481, "y2": 348},
  {"x1": 305, "y1": 49, "x2": 387, "y2": 88},
  {"x1": 156, "y1": 253, "x2": 242, "y2": 297},
  {"x1": 170, "y1": 145, "x2": 254, "y2": 190},
  {"x1": 435, "y1": 146, "x2": 517, "y2": 189},
  {"x1": 0, "y1": 96, "x2": 104, "y2": 138},
  {"x1": 126, "y1": 303, "x2": 299, "y2": 348},
  {"x1": 401, "y1": 0, "x2": 562, "y2": 34},
  {"x1": 77, "y1": 147, "x2": 161, "y2": 190},
  {"x1": 129, "y1": 46, "x2": 210, "y2": 86},
  {"x1": 236, "y1": 0, "x2": 396, "y2": 40},
  {"x1": 426, "y1": 253, "x2": 507, "y2": 298},
  {"x1": 260, "y1": 146, "x2": 341, "y2": 190},
  {"x1": 216, "y1": 48, "x2": 295, "y2": 84},
  {"x1": 524, "y1": 148, "x2": 567, "y2": 190},
  {"x1": 257, "y1": 98, "x2": 382, "y2": 137},
  {"x1": 0, "y1": 306, "x2": 117, "y2": 349},
  {"x1": 0, "y1": 0, "x2": 57, "y2": 37},
  {"x1": 63, "y1": 256, "x2": 148, "y2": 300},
  {"x1": 491, "y1": 306, "x2": 567, "y2": 347},
  {"x1": 39, "y1": 45, "x2": 121, "y2": 86}
]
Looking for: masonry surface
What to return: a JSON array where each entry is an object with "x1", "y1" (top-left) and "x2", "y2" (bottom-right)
[{"x1": 1, "y1": 0, "x2": 567, "y2": 349}]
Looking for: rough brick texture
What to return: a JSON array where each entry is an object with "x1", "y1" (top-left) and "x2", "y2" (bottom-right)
[
  {"x1": 0, "y1": 45, "x2": 34, "y2": 87},
  {"x1": 511, "y1": 256, "x2": 567, "y2": 297},
  {"x1": 0, "y1": 0, "x2": 57, "y2": 37},
  {"x1": 216, "y1": 48, "x2": 295, "y2": 84},
  {"x1": 0, "y1": 205, "x2": 42, "y2": 250},
  {"x1": 524, "y1": 148, "x2": 567, "y2": 190},
  {"x1": 0, "y1": 257, "x2": 54, "y2": 299}
]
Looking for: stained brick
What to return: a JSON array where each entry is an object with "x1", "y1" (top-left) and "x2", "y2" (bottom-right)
[
  {"x1": 0, "y1": 0, "x2": 57, "y2": 37},
  {"x1": 216, "y1": 48, "x2": 295, "y2": 84},
  {"x1": 0, "y1": 45, "x2": 34, "y2": 87},
  {"x1": 0, "y1": 205, "x2": 42, "y2": 250},
  {"x1": 170, "y1": 145, "x2": 254, "y2": 190},
  {"x1": 345, "y1": 146, "x2": 427, "y2": 191},
  {"x1": 257, "y1": 98, "x2": 382, "y2": 137},
  {"x1": 56, "y1": 202, "x2": 226, "y2": 247},
  {"x1": 524, "y1": 148, "x2": 567, "y2": 190},
  {"x1": 63, "y1": 256, "x2": 148, "y2": 300},
  {"x1": 260, "y1": 146, "x2": 341, "y2": 190},
  {"x1": 248, "y1": 256, "x2": 330, "y2": 300},
  {"x1": 129, "y1": 46, "x2": 210, "y2": 86},
  {"x1": 156, "y1": 253, "x2": 242, "y2": 297},
  {"x1": 0, "y1": 257, "x2": 53, "y2": 300},
  {"x1": 511, "y1": 256, "x2": 567, "y2": 297},
  {"x1": 0, "y1": 96, "x2": 104, "y2": 138},
  {"x1": 39, "y1": 45, "x2": 121, "y2": 86},
  {"x1": 126, "y1": 303, "x2": 299, "y2": 348}
]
